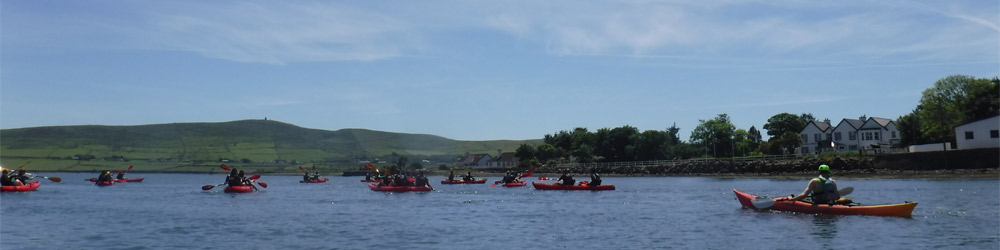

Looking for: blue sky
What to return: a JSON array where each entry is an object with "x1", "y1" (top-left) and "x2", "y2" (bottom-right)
[{"x1": 2, "y1": 0, "x2": 997, "y2": 141}]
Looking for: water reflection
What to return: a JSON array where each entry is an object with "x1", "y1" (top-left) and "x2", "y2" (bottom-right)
[{"x1": 810, "y1": 214, "x2": 840, "y2": 248}]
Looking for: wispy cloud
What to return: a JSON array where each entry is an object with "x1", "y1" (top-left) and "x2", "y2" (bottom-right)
[{"x1": 149, "y1": 3, "x2": 416, "y2": 64}]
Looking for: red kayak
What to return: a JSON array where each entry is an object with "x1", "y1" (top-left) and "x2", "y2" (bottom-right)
[
  {"x1": 1, "y1": 181, "x2": 41, "y2": 192},
  {"x1": 224, "y1": 185, "x2": 255, "y2": 193},
  {"x1": 532, "y1": 182, "x2": 614, "y2": 191},
  {"x1": 300, "y1": 178, "x2": 329, "y2": 183},
  {"x1": 96, "y1": 180, "x2": 115, "y2": 186},
  {"x1": 117, "y1": 178, "x2": 144, "y2": 183},
  {"x1": 503, "y1": 181, "x2": 527, "y2": 187},
  {"x1": 441, "y1": 178, "x2": 487, "y2": 184},
  {"x1": 368, "y1": 182, "x2": 432, "y2": 192},
  {"x1": 733, "y1": 189, "x2": 917, "y2": 217}
]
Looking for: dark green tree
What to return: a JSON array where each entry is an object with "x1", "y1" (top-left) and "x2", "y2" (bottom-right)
[
  {"x1": 917, "y1": 75, "x2": 999, "y2": 144},
  {"x1": 514, "y1": 143, "x2": 536, "y2": 164},
  {"x1": 763, "y1": 113, "x2": 806, "y2": 137},
  {"x1": 690, "y1": 114, "x2": 736, "y2": 157}
]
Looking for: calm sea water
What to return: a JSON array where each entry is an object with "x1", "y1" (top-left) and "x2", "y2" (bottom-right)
[{"x1": 1, "y1": 173, "x2": 997, "y2": 250}]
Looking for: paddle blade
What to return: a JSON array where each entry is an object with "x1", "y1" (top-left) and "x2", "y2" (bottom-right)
[
  {"x1": 201, "y1": 185, "x2": 216, "y2": 190},
  {"x1": 257, "y1": 182, "x2": 267, "y2": 188},
  {"x1": 527, "y1": 166, "x2": 536, "y2": 172},
  {"x1": 520, "y1": 173, "x2": 533, "y2": 178},
  {"x1": 127, "y1": 165, "x2": 134, "y2": 171},
  {"x1": 220, "y1": 164, "x2": 231, "y2": 170},
  {"x1": 299, "y1": 166, "x2": 305, "y2": 171},
  {"x1": 46, "y1": 176, "x2": 62, "y2": 183},
  {"x1": 752, "y1": 198, "x2": 777, "y2": 209},
  {"x1": 839, "y1": 186, "x2": 853, "y2": 196},
  {"x1": 249, "y1": 174, "x2": 261, "y2": 180}
]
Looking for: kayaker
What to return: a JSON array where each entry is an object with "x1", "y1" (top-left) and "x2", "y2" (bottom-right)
[
  {"x1": 224, "y1": 168, "x2": 239, "y2": 186},
  {"x1": 365, "y1": 171, "x2": 373, "y2": 181},
  {"x1": 312, "y1": 172, "x2": 321, "y2": 181},
  {"x1": 96, "y1": 170, "x2": 114, "y2": 183},
  {"x1": 15, "y1": 168, "x2": 29, "y2": 184},
  {"x1": 463, "y1": 172, "x2": 474, "y2": 182},
  {"x1": 448, "y1": 170, "x2": 455, "y2": 181},
  {"x1": 116, "y1": 170, "x2": 126, "y2": 180},
  {"x1": 787, "y1": 164, "x2": 840, "y2": 204},
  {"x1": 1, "y1": 169, "x2": 15, "y2": 186},
  {"x1": 557, "y1": 170, "x2": 575, "y2": 186},
  {"x1": 414, "y1": 172, "x2": 430, "y2": 187},
  {"x1": 587, "y1": 168, "x2": 602, "y2": 186},
  {"x1": 502, "y1": 171, "x2": 514, "y2": 183},
  {"x1": 303, "y1": 172, "x2": 311, "y2": 182}
]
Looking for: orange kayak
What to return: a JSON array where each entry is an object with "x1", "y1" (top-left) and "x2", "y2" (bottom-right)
[
  {"x1": 441, "y1": 178, "x2": 487, "y2": 184},
  {"x1": 733, "y1": 189, "x2": 917, "y2": 217},
  {"x1": 1, "y1": 181, "x2": 40, "y2": 192}
]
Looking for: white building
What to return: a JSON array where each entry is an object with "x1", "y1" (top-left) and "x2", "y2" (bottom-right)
[
  {"x1": 954, "y1": 115, "x2": 1000, "y2": 150},
  {"x1": 799, "y1": 119, "x2": 832, "y2": 155},
  {"x1": 800, "y1": 116, "x2": 901, "y2": 155}
]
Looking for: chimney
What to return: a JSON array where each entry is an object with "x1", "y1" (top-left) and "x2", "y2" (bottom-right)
[
  {"x1": 823, "y1": 118, "x2": 831, "y2": 124},
  {"x1": 497, "y1": 149, "x2": 502, "y2": 158},
  {"x1": 859, "y1": 115, "x2": 867, "y2": 121}
]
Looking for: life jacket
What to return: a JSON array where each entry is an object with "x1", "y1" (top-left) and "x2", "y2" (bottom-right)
[{"x1": 811, "y1": 176, "x2": 839, "y2": 204}]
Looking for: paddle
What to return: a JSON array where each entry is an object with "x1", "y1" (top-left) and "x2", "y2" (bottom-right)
[
  {"x1": 34, "y1": 175, "x2": 62, "y2": 183},
  {"x1": 220, "y1": 164, "x2": 231, "y2": 171},
  {"x1": 752, "y1": 186, "x2": 854, "y2": 209}
]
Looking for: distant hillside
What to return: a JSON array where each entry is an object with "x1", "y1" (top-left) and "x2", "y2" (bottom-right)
[{"x1": 0, "y1": 120, "x2": 539, "y2": 172}]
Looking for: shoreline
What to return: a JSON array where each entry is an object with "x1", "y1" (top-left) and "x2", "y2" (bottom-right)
[{"x1": 32, "y1": 168, "x2": 999, "y2": 179}]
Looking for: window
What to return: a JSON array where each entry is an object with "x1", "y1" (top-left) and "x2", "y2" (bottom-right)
[
  {"x1": 874, "y1": 132, "x2": 880, "y2": 141},
  {"x1": 965, "y1": 131, "x2": 974, "y2": 140},
  {"x1": 991, "y1": 130, "x2": 998, "y2": 138},
  {"x1": 863, "y1": 132, "x2": 872, "y2": 140},
  {"x1": 835, "y1": 132, "x2": 842, "y2": 141},
  {"x1": 801, "y1": 134, "x2": 808, "y2": 143},
  {"x1": 892, "y1": 131, "x2": 897, "y2": 139},
  {"x1": 814, "y1": 133, "x2": 821, "y2": 142},
  {"x1": 849, "y1": 131, "x2": 857, "y2": 140},
  {"x1": 849, "y1": 145, "x2": 858, "y2": 150}
]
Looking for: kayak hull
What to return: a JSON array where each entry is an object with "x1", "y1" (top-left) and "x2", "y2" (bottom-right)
[
  {"x1": 117, "y1": 178, "x2": 144, "y2": 183},
  {"x1": 503, "y1": 181, "x2": 527, "y2": 187},
  {"x1": 733, "y1": 189, "x2": 917, "y2": 217},
  {"x1": 300, "y1": 178, "x2": 329, "y2": 183},
  {"x1": 224, "y1": 186, "x2": 255, "y2": 193},
  {"x1": 368, "y1": 183, "x2": 432, "y2": 192},
  {"x1": 441, "y1": 178, "x2": 487, "y2": 184},
  {"x1": 532, "y1": 182, "x2": 614, "y2": 191},
  {"x1": 1, "y1": 181, "x2": 41, "y2": 192},
  {"x1": 96, "y1": 180, "x2": 115, "y2": 186}
]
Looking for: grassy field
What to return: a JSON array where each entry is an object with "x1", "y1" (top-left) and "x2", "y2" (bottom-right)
[{"x1": 0, "y1": 119, "x2": 539, "y2": 173}]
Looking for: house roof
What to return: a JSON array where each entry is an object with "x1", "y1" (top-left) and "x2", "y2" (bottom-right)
[
  {"x1": 457, "y1": 154, "x2": 490, "y2": 164},
  {"x1": 490, "y1": 152, "x2": 518, "y2": 163},
  {"x1": 870, "y1": 117, "x2": 893, "y2": 127},
  {"x1": 806, "y1": 120, "x2": 832, "y2": 132},
  {"x1": 955, "y1": 115, "x2": 1000, "y2": 128},
  {"x1": 840, "y1": 119, "x2": 864, "y2": 130}
]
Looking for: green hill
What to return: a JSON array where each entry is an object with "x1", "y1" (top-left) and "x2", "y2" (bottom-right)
[{"x1": 0, "y1": 120, "x2": 539, "y2": 173}]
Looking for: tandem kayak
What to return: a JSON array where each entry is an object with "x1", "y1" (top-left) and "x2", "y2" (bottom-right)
[
  {"x1": 224, "y1": 185, "x2": 255, "y2": 193},
  {"x1": 733, "y1": 189, "x2": 917, "y2": 217},
  {"x1": 441, "y1": 178, "x2": 487, "y2": 184},
  {"x1": 96, "y1": 180, "x2": 115, "y2": 186},
  {"x1": 368, "y1": 183, "x2": 432, "y2": 192},
  {"x1": 532, "y1": 182, "x2": 614, "y2": 191},
  {"x1": 300, "y1": 178, "x2": 329, "y2": 183},
  {"x1": 1, "y1": 181, "x2": 41, "y2": 192}
]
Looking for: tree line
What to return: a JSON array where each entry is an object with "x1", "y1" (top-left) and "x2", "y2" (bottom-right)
[{"x1": 513, "y1": 75, "x2": 998, "y2": 166}]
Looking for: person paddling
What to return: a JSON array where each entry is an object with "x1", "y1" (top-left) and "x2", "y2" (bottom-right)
[
  {"x1": 116, "y1": 170, "x2": 126, "y2": 180},
  {"x1": 303, "y1": 172, "x2": 311, "y2": 182},
  {"x1": 225, "y1": 169, "x2": 241, "y2": 187},
  {"x1": 448, "y1": 170, "x2": 455, "y2": 182},
  {"x1": 786, "y1": 164, "x2": 841, "y2": 204},
  {"x1": 1, "y1": 169, "x2": 15, "y2": 186},
  {"x1": 463, "y1": 172, "x2": 474, "y2": 182},
  {"x1": 557, "y1": 169, "x2": 575, "y2": 186},
  {"x1": 414, "y1": 172, "x2": 430, "y2": 188},
  {"x1": 587, "y1": 168, "x2": 602, "y2": 186},
  {"x1": 96, "y1": 170, "x2": 114, "y2": 183},
  {"x1": 14, "y1": 169, "x2": 29, "y2": 184}
]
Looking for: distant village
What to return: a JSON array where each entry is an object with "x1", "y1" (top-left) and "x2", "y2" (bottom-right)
[{"x1": 455, "y1": 114, "x2": 1000, "y2": 168}]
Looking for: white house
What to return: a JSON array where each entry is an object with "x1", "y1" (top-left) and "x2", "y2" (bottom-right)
[
  {"x1": 954, "y1": 115, "x2": 1000, "y2": 150},
  {"x1": 800, "y1": 116, "x2": 901, "y2": 155},
  {"x1": 456, "y1": 153, "x2": 493, "y2": 168},
  {"x1": 799, "y1": 119, "x2": 832, "y2": 155},
  {"x1": 831, "y1": 118, "x2": 864, "y2": 151},
  {"x1": 857, "y1": 117, "x2": 899, "y2": 153}
]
